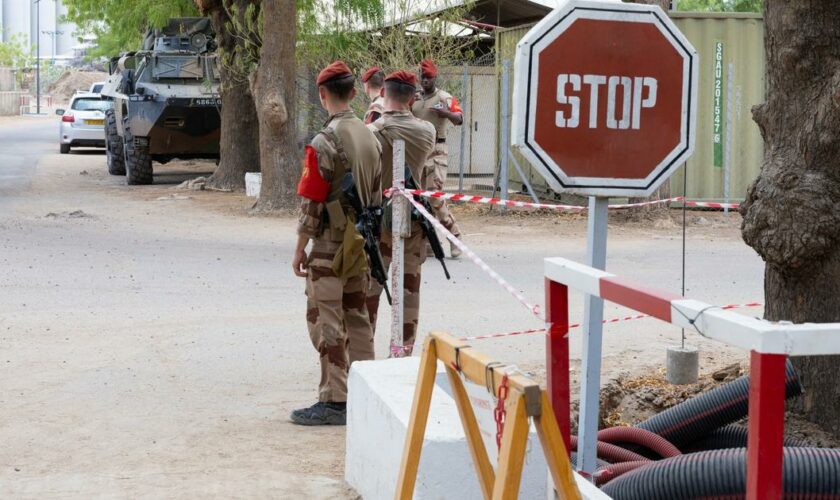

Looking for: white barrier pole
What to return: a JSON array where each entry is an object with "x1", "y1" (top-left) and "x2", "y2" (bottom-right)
[{"x1": 390, "y1": 140, "x2": 408, "y2": 357}]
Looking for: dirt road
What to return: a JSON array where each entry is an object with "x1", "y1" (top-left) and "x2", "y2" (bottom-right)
[{"x1": 0, "y1": 116, "x2": 764, "y2": 497}]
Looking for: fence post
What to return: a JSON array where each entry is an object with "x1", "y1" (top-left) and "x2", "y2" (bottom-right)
[
  {"x1": 390, "y1": 139, "x2": 408, "y2": 357},
  {"x1": 746, "y1": 351, "x2": 786, "y2": 500},
  {"x1": 499, "y1": 60, "x2": 511, "y2": 212},
  {"x1": 458, "y1": 64, "x2": 468, "y2": 194}
]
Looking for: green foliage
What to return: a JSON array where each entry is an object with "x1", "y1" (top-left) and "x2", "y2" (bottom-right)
[
  {"x1": 677, "y1": 0, "x2": 762, "y2": 12},
  {"x1": 0, "y1": 31, "x2": 34, "y2": 69},
  {"x1": 299, "y1": 0, "x2": 479, "y2": 71},
  {"x1": 218, "y1": 2, "x2": 263, "y2": 85},
  {"x1": 62, "y1": 0, "x2": 199, "y2": 56}
]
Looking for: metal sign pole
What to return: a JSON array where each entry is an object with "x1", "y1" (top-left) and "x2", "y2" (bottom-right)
[
  {"x1": 499, "y1": 60, "x2": 511, "y2": 212},
  {"x1": 390, "y1": 139, "x2": 408, "y2": 357},
  {"x1": 577, "y1": 196, "x2": 609, "y2": 477}
]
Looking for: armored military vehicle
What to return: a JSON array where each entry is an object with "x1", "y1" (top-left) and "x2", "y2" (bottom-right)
[{"x1": 101, "y1": 18, "x2": 221, "y2": 185}]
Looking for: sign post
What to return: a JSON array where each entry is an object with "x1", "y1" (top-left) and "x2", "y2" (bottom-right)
[{"x1": 511, "y1": 0, "x2": 698, "y2": 478}]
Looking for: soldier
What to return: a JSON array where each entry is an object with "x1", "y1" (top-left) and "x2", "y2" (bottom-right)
[
  {"x1": 366, "y1": 70, "x2": 436, "y2": 354},
  {"x1": 411, "y1": 59, "x2": 464, "y2": 258},
  {"x1": 291, "y1": 60, "x2": 382, "y2": 426},
  {"x1": 361, "y1": 67, "x2": 385, "y2": 125}
]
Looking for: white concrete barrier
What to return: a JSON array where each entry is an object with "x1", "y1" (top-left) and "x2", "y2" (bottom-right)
[
  {"x1": 245, "y1": 172, "x2": 261, "y2": 197},
  {"x1": 346, "y1": 358, "x2": 551, "y2": 499},
  {"x1": 0, "y1": 91, "x2": 27, "y2": 116}
]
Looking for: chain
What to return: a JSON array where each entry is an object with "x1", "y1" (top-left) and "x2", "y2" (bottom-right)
[{"x1": 494, "y1": 374, "x2": 509, "y2": 450}]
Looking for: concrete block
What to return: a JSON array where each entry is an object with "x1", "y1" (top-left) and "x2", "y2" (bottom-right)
[
  {"x1": 245, "y1": 172, "x2": 261, "y2": 198},
  {"x1": 346, "y1": 357, "x2": 553, "y2": 500},
  {"x1": 666, "y1": 345, "x2": 699, "y2": 385}
]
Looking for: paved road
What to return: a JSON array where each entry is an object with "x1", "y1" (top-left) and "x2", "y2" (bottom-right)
[
  {"x1": 0, "y1": 117, "x2": 57, "y2": 198},
  {"x1": 0, "y1": 115, "x2": 765, "y2": 497}
]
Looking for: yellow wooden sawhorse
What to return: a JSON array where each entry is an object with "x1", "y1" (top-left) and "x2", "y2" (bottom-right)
[{"x1": 395, "y1": 332, "x2": 582, "y2": 500}]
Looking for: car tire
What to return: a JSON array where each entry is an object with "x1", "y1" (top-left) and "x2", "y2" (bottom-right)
[
  {"x1": 105, "y1": 109, "x2": 126, "y2": 175},
  {"x1": 123, "y1": 121, "x2": 153, "y2": 185},
  {"x1": 60, "y1": 144, "x2": 70, "y2": 154}
]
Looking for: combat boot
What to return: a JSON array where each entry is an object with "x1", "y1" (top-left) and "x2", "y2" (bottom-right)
[
  {"x1": 450, "y1": 239, "x2": 462, "y2": 259},
  {"x1": 290, "y1": 402, "x2": 347, "y2": 426}
]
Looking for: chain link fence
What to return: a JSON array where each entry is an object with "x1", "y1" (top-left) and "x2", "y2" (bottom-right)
[{"x1": 438, "y1": 53, "x2": 499, "y2": 197}]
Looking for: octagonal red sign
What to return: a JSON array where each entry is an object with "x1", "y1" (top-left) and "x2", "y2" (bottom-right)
[{"x1": 512, "y1": 0, "x2": 698, "y2": 197}]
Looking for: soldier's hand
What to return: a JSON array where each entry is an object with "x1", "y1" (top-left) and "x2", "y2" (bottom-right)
[{"x1": 293, "y1": 249, "x2": 308, "y2": 277}]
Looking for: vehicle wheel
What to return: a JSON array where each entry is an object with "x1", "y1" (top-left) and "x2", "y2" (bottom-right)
[
  {"x1": 123, "y1": 122, "x2": 153, "y2": 185},
  {"x1": 105, "y1": 109, "x2": 125, "y2": 175},
  {"x1": 60, "y1": 144, "x2": 70, "y2": 154}
]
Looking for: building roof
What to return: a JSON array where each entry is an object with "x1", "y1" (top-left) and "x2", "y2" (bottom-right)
[{"x1": 465, "y1": 0, "x2": 554, "y2": 28}]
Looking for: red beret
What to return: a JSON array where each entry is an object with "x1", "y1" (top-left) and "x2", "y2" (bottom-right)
[
  {"x1": 317, "y1": 60, "x2": 353, "y2": 86},
  {"x1": 385, "y1": 70, "x2": 417, "y2": 88},
  {"x1": 419, "y1": 59, "x2": 437, "y2": 78},
  {"x1": 361, "y1": 67, "x2": 382, "y2": 83}
]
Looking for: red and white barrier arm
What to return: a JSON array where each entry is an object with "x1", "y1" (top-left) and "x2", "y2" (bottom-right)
[{"x1": 544, "y1": 257, "x2": 839, "y2": 356}]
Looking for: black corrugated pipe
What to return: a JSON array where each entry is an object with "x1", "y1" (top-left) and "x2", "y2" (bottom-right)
[
  {"x1": 636, "y1": 360, "x2": 802, "y2": 447},
  {"x1": 683, "y1": 423, "x2": 810, "y2": 452},
  {"x1": 601, "y1": 447, "x2": 840, "y2": 499}
]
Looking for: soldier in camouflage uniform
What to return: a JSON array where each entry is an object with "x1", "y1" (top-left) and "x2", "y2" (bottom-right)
[
  {"x1": 361, "y1": 67, "x2": 385, "y2": 125},
  {"x1": 291, "y1": 61, "x2": 382, "y2": 426},
  {"x1": 366, "y1": 70, "x2": 436, "y2": 354},
  {"x1": 412, "y1": 59, "x2": 464, "y2": 258}
]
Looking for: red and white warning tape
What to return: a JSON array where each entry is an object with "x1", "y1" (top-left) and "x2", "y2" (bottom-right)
[
  {"x1": 461, "y1": 302, "x2": 763, "y2": 342},
  {"x1": 398, "y1": 188, "x2": 543, "y2": 319},
  {"x1": 385, "y1": 189, "x2": 742, "y2": 212},
  {"x1": 389, "y1": 302, "x2": 764, "y2": 354},
  {"x1": 684, "y1": 200, "x2": 741, "y2": 210}
]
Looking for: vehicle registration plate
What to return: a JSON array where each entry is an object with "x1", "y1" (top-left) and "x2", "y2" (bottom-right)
[{"x1": 86, "y1": 119, "x2": 104, "y2": 126}]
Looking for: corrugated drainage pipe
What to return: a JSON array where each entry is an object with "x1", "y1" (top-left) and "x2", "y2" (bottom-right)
[
  {"x1": 683, "y1": 423, "x2": 810, "y2": 452},
  {"x1": 597, "y1": 426, "x2": 681, "y2": 459},
  {"x1": 569, "y1": 435, "x2": 649, "y2": 463},
  {"x1": 636, "y1": 360, "x2": 802, "y2": 447},
  {"x1": 601, "y1": 447, "x2": 840, "y2": 500}
]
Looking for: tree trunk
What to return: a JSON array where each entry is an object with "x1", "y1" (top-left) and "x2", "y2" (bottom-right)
[
  {"x1": 625, "y1": 0, "x2": 674, "y2": 218},
  {"x1": 202, "y1": 0, "x2": 261, "y2": 191},
  {"x1": 741, "y1": 1, "x2": 840, "y2": 437},
  {"x1": 253, "y1": 0, "x2": 299, "y2": 210}
]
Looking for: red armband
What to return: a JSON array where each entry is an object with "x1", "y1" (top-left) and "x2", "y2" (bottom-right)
[
  {"x1": 448, "y1": 96, "x2": 463, "y2": 114},
  {"x1": 297, "y1": 145, "x2": 330, "y2": 202}
]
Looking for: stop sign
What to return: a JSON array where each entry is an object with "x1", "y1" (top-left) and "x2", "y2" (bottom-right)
[{"x1": 511, "y1": 0, "x2": 698, "y2": 197}]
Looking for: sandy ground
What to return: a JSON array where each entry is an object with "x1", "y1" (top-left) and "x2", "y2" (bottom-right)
[{"x1": 0, "y1": 116, "x2": 766, "y2": 497}]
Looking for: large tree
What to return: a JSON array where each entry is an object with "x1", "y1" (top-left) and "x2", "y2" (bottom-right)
[
  {"x1": 741, "y1": 1, "x2": 840, "y2": 436},
  {"x1": 251, "y1": 0, "x2": 300, "y2": 210},
  {"x1": 196, "y1": 0, "x2": 261, "y2": 191},
  {"x1": 63, "y1": 0, "x2": 198, "y2": 57}
]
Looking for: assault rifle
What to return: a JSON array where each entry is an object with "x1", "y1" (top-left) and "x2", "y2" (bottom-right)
[
  {"x1": 404, "y1": 167, "x2": 451, "y2": 280},
  {"x1": 341, "y1": 172, "x2": 392, "y2": 305}
]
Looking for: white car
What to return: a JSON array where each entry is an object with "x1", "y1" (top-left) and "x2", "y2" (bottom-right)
[{"x1": 56, "y1": 92, "x2": 113, "y2": 154}]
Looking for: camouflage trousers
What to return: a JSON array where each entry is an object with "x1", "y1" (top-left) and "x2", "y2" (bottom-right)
[
  {"x1": 424, "y1": 143, "x2": 461, "y2": 238},
  {"x1": 305, "y1": 238, "x2": 375, "y2": 403},
  {"x1": 366, "y1": 223, "x2": 427, "y2": 352}
]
